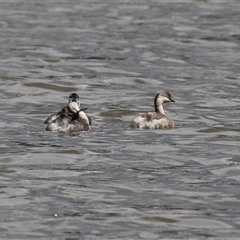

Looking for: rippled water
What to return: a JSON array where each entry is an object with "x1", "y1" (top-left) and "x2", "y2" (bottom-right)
[{"x1": 1, "y1": 1, "x2": 240, "y2": 239}]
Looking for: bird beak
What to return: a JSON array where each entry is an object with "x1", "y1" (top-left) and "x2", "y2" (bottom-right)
[{"x1": 78, "y1": 108, "x2": 88, "y2": 112}]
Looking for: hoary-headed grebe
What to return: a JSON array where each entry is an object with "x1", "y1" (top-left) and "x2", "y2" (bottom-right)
[
  {"x1": 44, "y1": 93, "x2": 91, "y2": 132},
  {"x1": 44, "y1": 93, "x2": 80, "y2": 125},
  {"x1": 130, "y1": 91, "x2": 176, "y2": 129}
]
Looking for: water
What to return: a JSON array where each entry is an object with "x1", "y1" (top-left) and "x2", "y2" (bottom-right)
[{"x1": 1, "y1": 1, "x2": 240, "y2": 239}]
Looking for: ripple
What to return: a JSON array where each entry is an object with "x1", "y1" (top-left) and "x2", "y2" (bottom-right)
[
  {"x1": 198, "y1": 127, "x2": 240, "y2": 133},
  {"x1": 1, "y1": 1, "x2": 240, "y2": 239},
  {"x1": 24, "y1": 82, "x2": 78, "y2": 92}
]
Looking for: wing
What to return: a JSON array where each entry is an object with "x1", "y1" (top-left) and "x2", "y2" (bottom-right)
[
  {"x1": 44, "y1": 106, "x2": 68, "y2": 124},
  {"x1": 87, "y1": 115, "x2": 92, "y2": 126},
  {"x1": 141, "y1": 112, "x2": 165, "y2": 121},
  {"x1": 44, "y1": 112, "x2": 58, "y2": 124},
  {"x1": 143, "y1": 112, "x2": 175, "y2": 129}
]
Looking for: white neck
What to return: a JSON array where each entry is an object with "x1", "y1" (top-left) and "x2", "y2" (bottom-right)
[
  {"x1": 155, "y1": 97, "x2": 166, "y2": 115},
  {"x1": 157, "y1": 104, "x2": 165, "y2": 115},
  {"x1": 79, "y1": 111, "x2": 89, "y2": 125}
]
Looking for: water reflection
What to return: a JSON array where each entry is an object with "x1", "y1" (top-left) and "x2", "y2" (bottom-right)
[{"x1": 0, "y1": 1, "x2": 240, "y2": 239}]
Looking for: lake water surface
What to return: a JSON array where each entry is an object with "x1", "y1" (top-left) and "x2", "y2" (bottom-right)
[{"x1": 0, "y1": 1, "x2": 240, "y2": 239}]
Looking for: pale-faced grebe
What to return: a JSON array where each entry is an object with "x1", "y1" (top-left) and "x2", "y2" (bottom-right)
[
  {"x1": 44, "y1": 93, "x2": 91, "y2": 132},
  {"x1": 130, "y1": 91, "x2": 176, "y2": 129}
]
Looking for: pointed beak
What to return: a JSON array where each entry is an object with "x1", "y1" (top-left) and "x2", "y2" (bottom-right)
[
  {"x1": 170, "y1": 98, "x2": 176, "y2": 102},
  {"x1": 78, "y1": 108, "x2": 88, "y2": 112}
]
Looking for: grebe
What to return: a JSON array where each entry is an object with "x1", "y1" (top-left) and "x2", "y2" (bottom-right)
[
  {"x1": 130, "y1": 91, "x2": 176, "y2": 129},
  {"x1": 44, "y1": 93, "x2": 80, "y2": 125},
  {"x1": 44, "y1": 93, "x2": 91, "y2": 132}
]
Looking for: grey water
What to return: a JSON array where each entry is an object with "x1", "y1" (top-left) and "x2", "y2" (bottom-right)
[{"x1": 0, "y1": 1, "x2": 240, "y2": 239}]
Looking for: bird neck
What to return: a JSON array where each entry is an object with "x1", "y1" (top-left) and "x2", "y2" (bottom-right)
[
  {"x1": 155, "y1": 103, "x2": 165, "y2": 115},
  {"x1": 154, "y1": 95, "x2": 165, "y2": 115},
  {"x1": 78, "y1": 111, "x2": 89, "y2": 125}
]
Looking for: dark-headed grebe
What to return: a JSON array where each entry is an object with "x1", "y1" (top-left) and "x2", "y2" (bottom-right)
[
  {"x1": 44, "y1": 93, "x2": 91, "y2": 132},
  {"x1": 130, "y1": 91, "x2": 176, "y2": 129}
]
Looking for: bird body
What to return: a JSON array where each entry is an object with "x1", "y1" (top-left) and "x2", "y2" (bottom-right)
[
  {"x1": 44, "y1": 93, "x2": 91, "y2": 132},
  {"x1": 130, "y1": 91, "x2": 176, "y2": 130}
]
